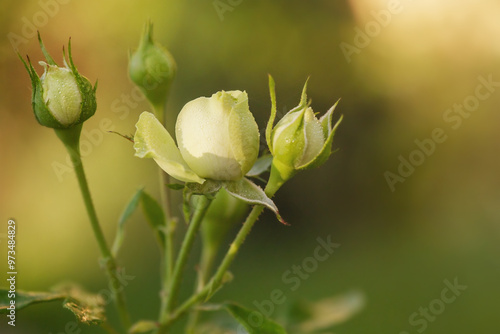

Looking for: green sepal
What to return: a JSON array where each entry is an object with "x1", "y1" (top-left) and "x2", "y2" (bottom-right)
[
  {"x1": 224, "y1": 302, "x2": 288, "y2": 334},
  {"x1": 186, "y1": 179, "x2": 222, "y2": 195},
  {"x1": 223, "y1": 178, "x2": 286, "y2": 224},
  {"x1": 64, "y1": 38, "x2": 97, "y2": 126},
  {"x1": 184, "y1": 180, "x2": 222, "y2": 224},
  {"x1": 246, "y1": 154, "x2": 273, "y2": 177},
  {"x1": 18, "y1": 54, "x2": 65, "y2": 128},
  {"x1": 297, "y1": 104, "x2": 342, "y2": 171},
  {"x1": 37, "y1": 31, "x2": 57, "y2": 66}
]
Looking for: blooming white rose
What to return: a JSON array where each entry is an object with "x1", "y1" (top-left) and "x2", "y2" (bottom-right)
[{"x1": 134, "y1": 90, "x2": 260, "y2": 183}]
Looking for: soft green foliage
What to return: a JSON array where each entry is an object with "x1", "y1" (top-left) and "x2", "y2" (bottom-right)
[
  {"x1": 129, "y1": 320, "x2": 158, "y2": 333},
  {"x1": 283, "y1": 291, "x2": 365, "y2": 333},
  {"x1": 14, "y1": 19, "x2": 345, "y2": 334},
  {"x1": 112, "y1": 188, "x2": 145, "y2": 256},
  {"x1": 224, "y1": 302, "x2": 288, "y2": 334},
  {"x1": 0, "y1": 289, "x2": 64, "y2": 313},
  {"x1": 140, "y1": 190, "x2": 167, "y2": 249},
  {"x1": 0, "y1": 285, "x2": 106, "y2": 325},
  {"x1": 112, "y1": 187, "x2": 167, "y2": 255}
]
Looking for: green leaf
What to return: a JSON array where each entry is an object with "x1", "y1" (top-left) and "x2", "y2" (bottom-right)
[
  {"x1": 298, "y1": 104, "x2": 342, "y2": 171},
  {"x1": 0, "y1": 289, "x2": 64, "y2": 313},
  {"x1": 186, "y1": 179, "x2": 222, "y2": 195},
  {"x1": 224, "y1": 302, "x2": 288, "y2": 334},
  {"x1": 129, "y1": 320, "x2": 158, "y2": 333},
  {"x1": 288, "y1": 291, "x2": 364, "y2": 333},
  {"x1": 223, "y1": 178, "x2": 286, "y2": 225},
  {"x1": 112, "y1": 188, "x2": 145, "y2": 256},
  {"x1": 246, "y1": 154, "x2": 273, "y2": 177},
  {"x1": 140, "y1": 191, "x2": 166, "y2": 249},
  {"x1": 1, "y1": 285, "x2": 106, "y2": 325}
]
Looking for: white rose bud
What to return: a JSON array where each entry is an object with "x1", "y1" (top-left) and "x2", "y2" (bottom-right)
[
  {"x1": 176, "y1": 90, "x2": 259, "y2": 181},
  {"x1": 40, "y1": 62, "x2": 83, "y2": 126},
  {"x1": 134, "y1": 90, "x2": 260, "y2": 183}
]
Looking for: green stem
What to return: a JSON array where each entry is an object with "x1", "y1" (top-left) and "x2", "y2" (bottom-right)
[
  {"x1": 160, "y1": 195, "x2": 212, "y2": 323},
  {"x1": 185, "y1": 244, "x2": 218, "y2": 333},
  {"x1": 154, "y1": 103, "x2": 177, "y2": 323},
  {"x1": 158, "y1": 181, "x2": 283, "y2": 332},
  {"x1": 55, "y1": 126, "x2": 131, "y2": 331},
  {"x1": 159, "y1": 168, "x2": 174, "y2": 280},
  {"x1": 158, "y1": 205, "x2": 264, "y2": 332}
]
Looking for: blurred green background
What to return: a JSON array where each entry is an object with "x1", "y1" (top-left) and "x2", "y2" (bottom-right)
[{"x1": 1, "y1": 0, "x2": 500, "y2": 333}]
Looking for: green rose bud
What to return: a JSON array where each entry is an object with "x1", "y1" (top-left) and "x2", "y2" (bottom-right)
[
  {"x1": 134, "y1": 90, "x2": 260, "y2": 183},
  {"x1": 266, "y1": 76, "x2": 342, "y2": 190},
  {"x1": 129, "y1": 20, "x2": 177, "y2": 117},
  {"x1": 19, "y1": 33, "x2": 97, "y2": 129}
]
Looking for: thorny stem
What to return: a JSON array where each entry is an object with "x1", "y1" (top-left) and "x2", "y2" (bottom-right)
[
  {"x1": 55, "y1": 126, "x2": 131, "y2": 331},
  {"x1": 161, "y1": 195, "x2": 213, "y2": 320},
  {"x1": 157, "y1": 182, "x2": 281, "y2": 332}
]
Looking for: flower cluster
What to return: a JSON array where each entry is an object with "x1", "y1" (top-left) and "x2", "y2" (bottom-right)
[{"x1": 133, "y1": 75, "x2": 342, "y2": 215}]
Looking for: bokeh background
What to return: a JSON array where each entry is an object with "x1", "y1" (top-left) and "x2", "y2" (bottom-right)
[{"x1": 1, "y1": 0, "x2": 500, "y2": 333}]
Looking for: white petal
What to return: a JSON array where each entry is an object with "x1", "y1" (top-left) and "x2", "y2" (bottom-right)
[{"x1": 134, "y1": 112, "x2": 205, "y2": 184}]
